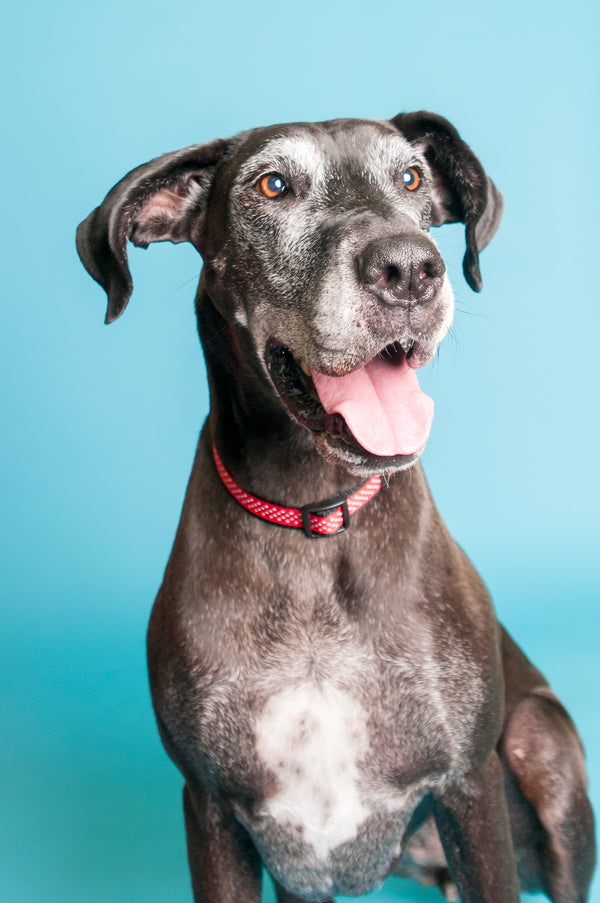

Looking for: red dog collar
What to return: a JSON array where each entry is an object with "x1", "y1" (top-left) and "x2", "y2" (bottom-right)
[{"x1": 213, "y1": 445, "x2": 382, "y2": 538}]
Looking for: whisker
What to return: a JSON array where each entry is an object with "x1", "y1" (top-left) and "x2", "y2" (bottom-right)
[{"x1": 160, "y1": 270, "x2": 202, "y2": 305}]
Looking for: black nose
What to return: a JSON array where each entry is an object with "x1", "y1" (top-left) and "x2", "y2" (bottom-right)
[{"x1": 356, "y1": 235, "x2": 446, "y2": 306}]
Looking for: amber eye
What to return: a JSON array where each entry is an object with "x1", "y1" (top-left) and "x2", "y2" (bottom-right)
[
  {"x1": 402, "y1": 167, "x2": 421, "y2": 191},
  {"x1": 257, "y1": 173, "x2": 289, "y2": 199}
]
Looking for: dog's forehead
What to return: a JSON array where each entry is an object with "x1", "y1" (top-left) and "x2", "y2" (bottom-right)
[{"x1": 234, "y1": 119, "x2": 416, "y2": 179}]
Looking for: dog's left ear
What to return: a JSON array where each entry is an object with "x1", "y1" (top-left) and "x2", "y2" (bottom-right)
[
  {"x1": 391, "y1": 111, "x2": 503, "y2": 291},
  {"x1": 76, "y1": 137, "x2": 231, "y2": 323}
]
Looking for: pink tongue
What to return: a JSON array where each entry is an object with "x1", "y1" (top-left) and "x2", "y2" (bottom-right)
[{"x1": 312, "y1": 357, "x2": 434, "y2": 457}]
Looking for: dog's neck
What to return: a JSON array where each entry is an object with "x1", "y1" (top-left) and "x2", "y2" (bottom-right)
[{"x1": 208, "y1": 381, "x2": 360, "y2": 509}]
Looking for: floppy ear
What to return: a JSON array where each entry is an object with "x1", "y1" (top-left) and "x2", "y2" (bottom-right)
[
  {"x1": 76, "y1": 137, "x2": 230, "y2": 323},
  {"x1": 391, "y1": 111, "x2": 503, "y2": 292}
]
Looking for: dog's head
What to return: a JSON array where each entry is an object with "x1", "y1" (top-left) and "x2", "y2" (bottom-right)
[{"x1": 77, "y1": 112, "x2": 502, "y2": 475}]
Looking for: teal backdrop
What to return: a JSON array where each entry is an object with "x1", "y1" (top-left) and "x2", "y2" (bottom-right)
[{"x1": 1, "y1": 0, "x2": 598, "y2": 900}]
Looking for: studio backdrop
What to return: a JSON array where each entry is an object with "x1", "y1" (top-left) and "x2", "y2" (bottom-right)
[{"x1": 1, "y1": 1, "x2": 598, "y2": 901}]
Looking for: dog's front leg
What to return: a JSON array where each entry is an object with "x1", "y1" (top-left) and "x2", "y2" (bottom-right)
[
  {"x1": 433, "y1": 752, "x2": 520, "y2": 903},
  {"x1": 183, "y1": 784, "x2": 262, "y2": 903}
]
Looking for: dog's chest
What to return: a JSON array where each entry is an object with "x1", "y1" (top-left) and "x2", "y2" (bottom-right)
[
  {"x1": 227, "y1": 627, "x2": 457, "y2": 899},
  {"x1": 199, "y1": 608, "x2": 471, "y2": 892}
]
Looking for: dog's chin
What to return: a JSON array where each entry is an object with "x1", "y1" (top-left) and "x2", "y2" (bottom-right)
[
  {"x1": 312, "y1": 432, "x2": 423, "y2": 477},
  {"x1": 266, "y1": 341, "x2": 426, "y2": 477}
]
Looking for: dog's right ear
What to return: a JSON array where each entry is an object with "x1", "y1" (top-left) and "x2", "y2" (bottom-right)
[
  {"x1": 391, "y1": 112, "x2": 503, "y2": 292},
  {"x1": 76, "y1": 138, "x2": 230, "y2": 323}
]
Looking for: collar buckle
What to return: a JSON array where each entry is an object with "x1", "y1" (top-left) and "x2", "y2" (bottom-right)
[{"x1": 301, "y1": 497, "x2": 350, "y2": 538}]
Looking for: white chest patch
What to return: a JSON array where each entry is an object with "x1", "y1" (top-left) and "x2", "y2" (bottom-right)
[{"x1": 255, "y1": 682, "x2": 372, "y2": 861}]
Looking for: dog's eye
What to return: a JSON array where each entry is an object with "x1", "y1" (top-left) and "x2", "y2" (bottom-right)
[
  {"x1": 402, "y1": 168, "x2": 421, "y2": 191},
  {"x1": 257, "y1": 173, "x2": 289, "y2": 199}
]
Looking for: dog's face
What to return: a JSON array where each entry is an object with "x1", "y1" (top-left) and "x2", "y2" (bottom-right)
[{"x1": 77, "y1": 112, "x2": 502, "y2": 475}]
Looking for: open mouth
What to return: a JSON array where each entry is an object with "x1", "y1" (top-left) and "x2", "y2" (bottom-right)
[{"x1": 266, "y1": 338, "x2": 434, "y2": 464}]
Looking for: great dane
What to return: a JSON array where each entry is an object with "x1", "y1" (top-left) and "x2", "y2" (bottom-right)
[{"x1": 77, "y1": 111, "x2": 595, "y2": 903}]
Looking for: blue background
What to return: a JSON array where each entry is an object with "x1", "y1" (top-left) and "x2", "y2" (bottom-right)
[{"x1": 1, "y1": 0, "x2": 598, "y2": 900}]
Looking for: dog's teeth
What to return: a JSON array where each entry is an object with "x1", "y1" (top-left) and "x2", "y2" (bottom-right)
[
  {"x1": 300, "y1": 360, "x2": 312, "y2": 377},
  {"x1": 400, "y1": 339, "x2": 413, "y2": 353}
]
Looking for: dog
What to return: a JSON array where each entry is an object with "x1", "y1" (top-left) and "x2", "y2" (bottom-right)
[{"x1": 77, "y1": 111, "x2": 595, "y2": 903}]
